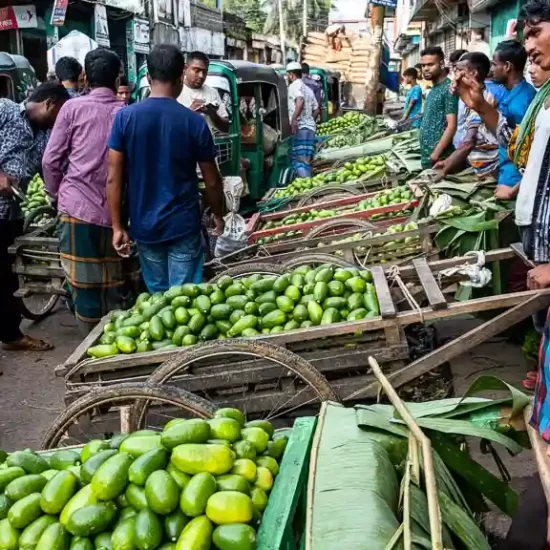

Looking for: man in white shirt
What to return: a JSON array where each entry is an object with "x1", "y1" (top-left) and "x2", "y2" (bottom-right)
[
  {"x1": 286, "y1": 61, "x2": 319, "y2": 178},
  {"x1": 178, "y1": 51, "x2": 229, "y2": 134}
]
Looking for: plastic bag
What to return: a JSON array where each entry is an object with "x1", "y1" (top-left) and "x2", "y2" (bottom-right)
[{"x1": 214, "y1": 176, "x2": 248, "y2": 257}]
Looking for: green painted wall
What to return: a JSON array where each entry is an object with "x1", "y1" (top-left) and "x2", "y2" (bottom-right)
[{"x1": 490, "y1": 0, "x2": 520, "y2": 52}]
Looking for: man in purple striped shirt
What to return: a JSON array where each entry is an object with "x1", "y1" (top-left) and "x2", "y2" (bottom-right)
[{"x1": 43, "y1": 49, "x2": 125, "y2": 333}]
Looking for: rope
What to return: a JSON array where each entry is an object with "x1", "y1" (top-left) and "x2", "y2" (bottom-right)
[
  {"x1": 438, "y1": 251, "x2": 492, "y2": 288},
  {"x1": 258, "y1": 196, "x2": 294, "y2": 214},
  {"x1": 387, "y1": 264, "x2": 425, "y2": 322}
]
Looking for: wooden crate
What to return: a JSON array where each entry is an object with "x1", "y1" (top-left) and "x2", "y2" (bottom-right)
[
  {"x1": 248, "y1": 191, "x2": 418, "y2": 243},
  {"x1": 207, "y1": 222, "x2": 439, "y2": 273}
]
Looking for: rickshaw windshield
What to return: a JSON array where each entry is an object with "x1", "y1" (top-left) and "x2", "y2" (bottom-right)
[{"x1": 205, "y1": 74, "x2": 232, "y2": 121}]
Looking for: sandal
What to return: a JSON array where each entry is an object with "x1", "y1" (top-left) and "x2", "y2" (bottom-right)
[
  {"x1": 2, "y1": 335, "x2": 54, "y2": 352},
  {"x1": 522, "y1": 371, "x2": 539, "y2": 391}
]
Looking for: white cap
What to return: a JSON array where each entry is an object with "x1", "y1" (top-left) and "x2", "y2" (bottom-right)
[{"x1": 286, "y1": 62, "x2": 302, "y2": 72}]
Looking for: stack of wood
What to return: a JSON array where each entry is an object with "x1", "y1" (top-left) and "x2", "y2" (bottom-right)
[{"x1": 301, "y1": 31, "x2": 375, "y2": 85}]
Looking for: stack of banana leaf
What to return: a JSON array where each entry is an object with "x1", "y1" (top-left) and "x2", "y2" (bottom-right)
[{"x1": 307, "y1": 375, "x2": 529, "y2": 550}]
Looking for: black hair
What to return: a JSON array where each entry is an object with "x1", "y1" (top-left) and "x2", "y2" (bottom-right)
[
  {"x1": 403, "y1": 67, "x2": 418, "y2": 79},
  {"x1": 119, "y1": 75, "x2": 129, "y2": 87},
  {"x1": 289, "y1": 69, "x2": 303, "y2": 79},
  {"x1": 459, "y1": 51, "x2": 491, "y2": 81},
  {"x1": 449, "y1": 49, "x2": 468, "y2": 63},
  {"x1": 301, "y1": 62, "x2": 310, "y2": 74},
  {"x1": 415, "y1": 63, "x2": 422, "y2": 69},
  {"x1": 495, "y1": 39, "x2": 528, "y2": 71},
  {"x1": 420, "y1": 46, "x2": 445, "y2": 61},
  {"x1": 28, "y1": 82, "x2": 69, "y2": 103},
  {"x1": 520, "y1": 0, "x2": 550, "y2": 24},
  {"x1": 187, "y1": 51, "x2": 210, "y2": 66},
  {"x1": 55, "y1": 56, "x2": 82, "y2": 83},
  {"x1": 148, "y1": 44, "x2": 185, "y2": 84},
  {"x1": 84, "y1": 49, "x2": 121, "y2": 89}
]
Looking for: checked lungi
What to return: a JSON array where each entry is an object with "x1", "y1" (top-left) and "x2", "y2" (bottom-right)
[
  {"x1": 59, "y1": 215, "x2": 124, "y2": 323},
  {"x1": 291, "y1": 127, "x2": 316, "y2": 178}
]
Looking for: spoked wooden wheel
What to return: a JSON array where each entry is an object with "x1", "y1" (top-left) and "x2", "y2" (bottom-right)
[
  {"x1": 209, "y1": 262, "x2": 286, "y2": 283},
  {"x1": 19, "y1": 292, "x2": 62, "y2": 322},
  {"x1": 296, "y1": 186, "x2": 361, "y2": 208},
  {"x1": 135, "y1": 340, "x2": 338, "y2": 428},
  {"x1": 283, "y1": 253, "x2": 357, "y2": 270},
  {"x1": 305, "y1": 218, "x2": 376, "y2": 240},
  {"x1": 41, "y1": 383, "x2": 216, "y2": 450}
]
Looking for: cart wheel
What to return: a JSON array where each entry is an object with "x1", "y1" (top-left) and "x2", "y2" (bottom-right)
[
  {"x1": 305, "y1": 218, "x2": 376, "y2": 240},
  {"x1": 136, "y1": 340, "x2": 338, "y2": 426},
  {"x1": 22, "y1": 206, "x2": 57, "y2": 233},
  {"x1": 283, "y1": 253, "x2": 357, "y2": 270},
  {"x1": 209, "y1": 262, "x2": 286, "y2": 283},
  {"x1": 296, "y1": 186, "x2": 361, "y2": 208},
  {"x1": 19, "y1": 294, "x2": 61, "y2": 322},
  {"x1": 41, "y1": 383, "x2": 215, "y2": 449}
]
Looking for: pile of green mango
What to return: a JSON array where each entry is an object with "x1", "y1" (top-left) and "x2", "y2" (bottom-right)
[
  {"x1": 272, "y1": 155, "x2": 387, "y2": 199},
  {"x1": 261, "y1": 186, "x2": 415, "y2": 234},
  {"x1": 0, "y1": 408, "x2": 288, "y2": 550},
  {"x1": 87, "y1": 265, "x2": 380, "y2": 359},
  {"x1": 319, "y1": 221, "x2": 422, "y2": 263},
  {"x1": 316, "y1": 112, "x2": 370, "y2": 137}
]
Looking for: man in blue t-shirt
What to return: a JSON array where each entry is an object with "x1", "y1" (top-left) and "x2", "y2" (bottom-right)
[
  {"x1": 400, "y1": 67, "x2": 422, "y2": 129},
  {"x1": 490, "y1": 39, "x2": 536, "y2": 201},
  {"x1": 107, "y1": 44, "x2": 224, "y2": 292}
]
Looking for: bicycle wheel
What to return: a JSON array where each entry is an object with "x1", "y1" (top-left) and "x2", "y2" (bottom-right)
[
  {"x1": 136, "y1": 339, "x2": 338, "y2": 426},
  {"x1": 41, "y1": 383, "x2": 216, "y2": 449}
]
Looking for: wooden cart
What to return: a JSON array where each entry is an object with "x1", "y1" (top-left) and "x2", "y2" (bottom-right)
[
  {"x1": 207, "y1": 222, "x2": 439, "y2": 274},
  {"x1": 57, "y1": 248, "x2": 546, "y2": 418},
  {"x1": 247, "y1": 192, "x2": 418, "y2": 243}
]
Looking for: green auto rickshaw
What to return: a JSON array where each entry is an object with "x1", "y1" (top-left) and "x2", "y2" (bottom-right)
[
  {"x1": 0, "y1": 52, "x2": 38, "y2": 102},
  {"x1": 206, "y1": 60, "x2": 293, "y2": 201}
]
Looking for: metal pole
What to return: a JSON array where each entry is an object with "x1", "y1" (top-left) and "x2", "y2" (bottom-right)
[
  {"x1": 278, "y1": 0, "x2": 286, "y2": 62},
  {"x1": 303, "y1": 0, "x2": 307, "y2": 38}
]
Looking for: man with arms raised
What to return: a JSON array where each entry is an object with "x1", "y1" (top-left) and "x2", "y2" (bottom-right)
[
  {"x1": 178, "y1": 51, "x2": 229, "y2": 134},
  {"x1": 418, "y1": 46, "x2": 458, "y2": 170},
  {"x1": 107, "y1": 44, "x2": 224, "y2": 292}
]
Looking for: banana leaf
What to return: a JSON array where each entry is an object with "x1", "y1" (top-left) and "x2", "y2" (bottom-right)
[
  {"x1": 309, "y1": 403, "x2": 403, "y2": 550},
  {"x1": 409, "y1": 484, "x2": 455, "y2": 548},
  {"x1": 430, "y1": 450, "x2": 472, "y2": 513},
  {"x1": 430, "y1": 432, "x2": 518, "y2": 516},
  {"x1": 439, "y1": 491, "x2": 491, "y2": 550},
  {"x1": 390, "y1": 417, "x2": 523, "y2": 454}
]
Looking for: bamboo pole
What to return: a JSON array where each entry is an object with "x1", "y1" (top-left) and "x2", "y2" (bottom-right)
[{"x1": 368, "y1": 356, "x2": 443, "y2": 550}]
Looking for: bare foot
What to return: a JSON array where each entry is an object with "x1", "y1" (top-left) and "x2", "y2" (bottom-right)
[{"x1": 2, "y1": 335, "x2": 54, "y2": 351}]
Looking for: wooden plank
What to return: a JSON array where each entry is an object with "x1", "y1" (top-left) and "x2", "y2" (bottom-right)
[
  {"x1": 412, "y1": 257, "x2": 447, "y2": 310},
  {"x1": 56, "y1": 316, "x2": 110, "y2": 376},
  {"x1": 61, "y1": 286, "x2": 550, "y2": 378},
  {"x1": 257, "y1": 417, "x2": 316, "y2": 550},
  {"x1": 370, "y1": 265, "x2": 396, "y2": 318},
  {"x1": 14, "y1": 265, "x2": 65, "y2": 278},
  {"x1": 345, "y1": 293, "x2": 550, "y2": 400},
  {"x1": 524, "y1": 404, "x2": 550, "y2": 507}
]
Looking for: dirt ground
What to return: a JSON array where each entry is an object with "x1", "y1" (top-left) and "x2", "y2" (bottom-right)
[{"x1": 0, "y1": 309, "x2": 538, "y2": 537}]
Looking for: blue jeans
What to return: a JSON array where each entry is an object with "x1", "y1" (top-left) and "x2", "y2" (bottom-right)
[{"x1": 136, "y1": 233, "x2": 204, "y2": 293}]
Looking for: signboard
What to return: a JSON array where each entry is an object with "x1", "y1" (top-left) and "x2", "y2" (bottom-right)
[
  {"x1": 370, "y1": 0, "x2": 398, "y2": 8},
  {"x1": 94, "y1": 4, "x2": 110, "y2": 47},
  {"x1": 126, "y1": 18, "x2": 137, "y2": 84},
  {"x1": 50, "y1": 0, "x2": 68, "y2": 27},
  {"x1": 0, "y1": 5, "x2": 37, "y2": 31},
  {"x1": 133, "y1": 16, "x2": 150, "y2": 53}
]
